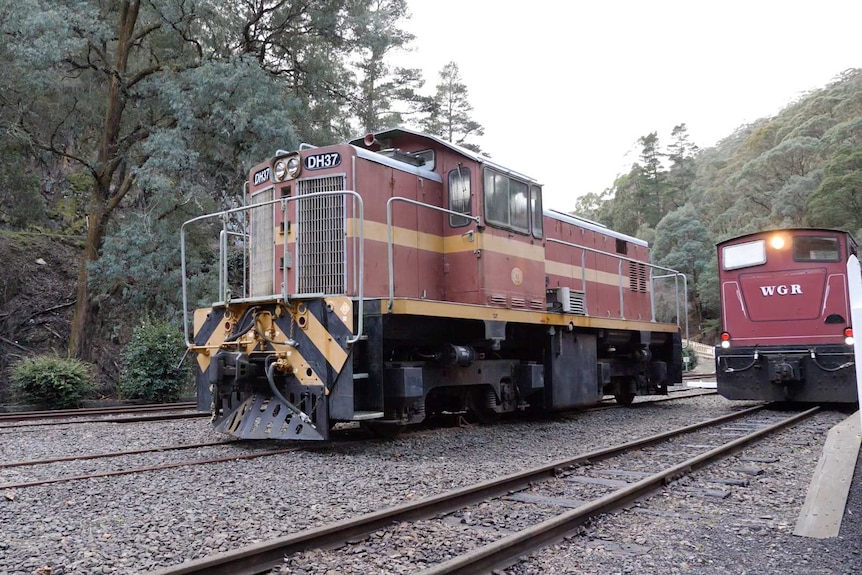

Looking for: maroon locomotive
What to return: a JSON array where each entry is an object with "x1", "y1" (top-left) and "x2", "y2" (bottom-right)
[
  {"x1": 715, "y1": 228, "x2": 858, "y2": 402},
  {"x1": 181, "y1": 128, "x2": 684, "y2": 440}
]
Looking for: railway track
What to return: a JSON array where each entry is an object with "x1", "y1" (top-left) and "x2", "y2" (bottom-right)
[
  {"x1": 0, "y1": 389, "x2": 716, "y2": 492},
  {"x1": 0, "y1": 442, "x2": 310, "y2": 490},
  {"x1": 0, "y1": 402, "x2": 208, "y2": 431},
  {"x1": 150, "y1": 402, "x2": 815, "y2": 575},
  {"x1": 0, "y1": 401, "x2": 198, "y2": 422}
]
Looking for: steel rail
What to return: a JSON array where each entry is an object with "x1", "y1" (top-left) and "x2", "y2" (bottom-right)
[
  {"x1": 0, "y1": 411, "x2": 209, "y2": 430},
  {"x1": 0, "y1": 446, "x2": 307, "y2": 491},
  {"x1": 0, "y1": 440, "x2": 236, "y2": 469},
  {"x1": 418, "y1": 405, "x2": 821, "y2": 575},
  {"x1": 150, "y1": 404, "x2": 768, "y2": 575},
  {"x1": 0, "y1": 402, "x2": 198, "y2": 422}
]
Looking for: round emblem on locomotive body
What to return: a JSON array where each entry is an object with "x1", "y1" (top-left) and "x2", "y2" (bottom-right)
[{"x1": 511, "y1": 267, "x2": 524, "y2": 286}]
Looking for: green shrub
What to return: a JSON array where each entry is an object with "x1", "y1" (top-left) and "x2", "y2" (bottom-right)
[
  {"x1": 682, "y1": 345, "x2": 699, "y2": 372},
  {"x1": 10, "y1": 355, "x2": 94, "y2": 408},
  {"x1": 120, "y1": 320, "x2": 190, "y2": 403}
]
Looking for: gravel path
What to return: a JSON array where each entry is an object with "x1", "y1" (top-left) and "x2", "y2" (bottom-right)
[{"x1": 0, "y1": 396, "x2": 857, "y2": 574}]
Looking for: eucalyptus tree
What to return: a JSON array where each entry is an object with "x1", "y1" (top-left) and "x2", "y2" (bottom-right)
[
  {"x1": 730, "y1": 136, "x2": 821, "y2": 226},
  {"x1": 651, "y1": 204, "x2": 715, "y2": 330},
  {"x1": 0, "y1": 0, "x2": 205, "y2": 358},
  {"x1": 601, "y1": 165, "x2": 645, "y2": 236},
  {"x1": 0, "y1": 0, "x2": 373, "y2": 359},
  {"x1": 807, "y1": 147, "x2": 862, "y2": 236},
  {"x1": 420, "y1": 61, "x2": 484, "y2": 152}
]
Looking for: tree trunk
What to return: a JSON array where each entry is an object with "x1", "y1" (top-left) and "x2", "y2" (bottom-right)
[
  {"x1": 68, "y1": 207, "x2": 108, "y2": 360},
  {"x1": 67, "y1": 0, "x2": 139, "y2": 360}
]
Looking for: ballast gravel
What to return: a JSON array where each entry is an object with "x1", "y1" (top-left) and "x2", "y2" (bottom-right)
[{"x1": 0, "y1": 395, "x2": 859, "y2": 575}]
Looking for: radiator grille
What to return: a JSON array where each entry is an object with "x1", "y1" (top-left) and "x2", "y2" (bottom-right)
[
  {"x1": 296, "y1": 176, "x2": 346, "y2": 295},
  {"x1": 629, "y1": 262, "x2": 648, "y2": 293},
  {"x1": 249, "y1": 188, "x2": 274, "y2": 297}
]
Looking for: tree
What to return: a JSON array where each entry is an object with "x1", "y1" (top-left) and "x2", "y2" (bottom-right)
[
  {"x1": 420, "y1": 61, "x2": 484, "y2": 152},
  {"x1": 651, "y1": 204, "x2": 714, "y2": 331},
  {"x1": 349, "y1": 0, "x2": 424, "y2": 133},
  {"x1": 730, "y1": 136, "x2": 821, "y2": 225},
  {"x1": 1, "y1": 0, "x2": 413, "y2": 360},
  {"x1": 571, "y1": 191, "x2": 609, "y2": 221},
  {"x1": 601, "y1": 165, "x2": 644, "y2": 236},
  {"x1": 807, "y1": 146, "x2": 862, "y2": 235},
  {"x1": 664, "y1": 123, "x2": 699, "y2": 210}
]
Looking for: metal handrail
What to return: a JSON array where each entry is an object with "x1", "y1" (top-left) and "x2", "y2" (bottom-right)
[
  {"x1": 219, "y1": 230, "x2": 247, "y2": 303},
  {"x1": 385, "y1": 197, "x2": 480, "y2": 311},
  {"x1": 653, "y1": 272, "x2": 690, "y2": 344},
  {"x1": 181, "y1": 190, "x2": 365, "y2": 346},
  {"x1": 546, "y1": 237, "x2": 689, "y2": 341}
]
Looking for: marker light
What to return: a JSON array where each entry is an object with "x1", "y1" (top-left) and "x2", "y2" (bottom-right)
[
  {"x1": 770, "y1": 235, "x2": 785, "y2": 250},
  {"x1": 720, "y1": 331, "x2": 731, "y2": 349},
  {"x1": 845, "y1": 327, "x2": 854, "y2": 346}
]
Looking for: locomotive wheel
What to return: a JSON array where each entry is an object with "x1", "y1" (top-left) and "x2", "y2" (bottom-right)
[
  {"x1": 614, "y1": 392, "x2": 636, "y2": 406},
  {"x1": 361, "y1": 421, "x2": 406, "y2": 439},
  {"x1": 468, "y1": 388, "x2": 501, "y2": 424}
]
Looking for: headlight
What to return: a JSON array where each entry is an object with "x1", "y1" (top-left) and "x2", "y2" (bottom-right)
[
  {"x1": 273, "y1": 159, "x2": 288, "y2": 181},
  {"x1": 845, "y1": 327, "x2": 854, "y2": 346},
  {"x1": 287, "y1": 157, "x2": 300, "y2": 178},
  {"x1": 720, "y1": 331, "x2": 731, "y2": 349}
]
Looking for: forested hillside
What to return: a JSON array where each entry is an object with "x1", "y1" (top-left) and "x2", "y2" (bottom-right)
[{"x1": 574, "y1": 68, "x2": 862, "y2": 340}]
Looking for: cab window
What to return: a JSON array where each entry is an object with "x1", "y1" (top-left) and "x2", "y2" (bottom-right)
[
  {"x1": 722, "y1": 240, "x2": 766, "y2": 270},
  {"x1": 793, "y1": 236, "x2": 840, "y2": 262},
  {"x1": 483, "y1": 168, "x2": 528, "y2": 234},
  {"x1": 448, "y1": 167, "x2": 471, "y2": 227},
  {"x1": 530, "y1": 185, "x2": 543, "y2": 239}
]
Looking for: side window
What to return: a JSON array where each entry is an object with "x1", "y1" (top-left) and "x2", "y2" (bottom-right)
[
  {"x1": 530, "y1": 185, "x2": 543, "y2": 239},
  {"x1": 483, "y1": 168, "x2": 531, "y2": 234},
  {"x1": 510, "y1": 181, "x2": 528, "y2": 233},
  {"x1": 485, "y1": 170, "x2": 509, "y2": 226},
  {"x1": 448, "y1": 167, "x2": 471, "y2": 227}
]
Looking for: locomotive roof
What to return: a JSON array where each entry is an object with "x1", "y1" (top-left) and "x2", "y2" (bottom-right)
[
  {"x1": 716, "y1": 227, "x2": 857, "y2": 247},
  {"x1": 545, "y1": 209, "x2": 648, "y2": 247},
  {"x1": 350, "y1": 127, "x2": 540, "y2": 185}
]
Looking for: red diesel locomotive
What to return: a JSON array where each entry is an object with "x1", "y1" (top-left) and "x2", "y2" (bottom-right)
[
  {"x1": 715, "y1": 228, "x2": 858, "y2": 403},
  {"x1": 181, "y1": 128, "x2": 684, "y2": 440}
]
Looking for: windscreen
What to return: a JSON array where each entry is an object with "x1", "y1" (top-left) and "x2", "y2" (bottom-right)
[{"x1": 722, "y1": 240, "x2": 766, "y2": 270}]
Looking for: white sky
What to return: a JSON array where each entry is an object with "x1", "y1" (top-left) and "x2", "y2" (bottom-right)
[{"x1": 398, "y1": 0, "x2": 861, "y2": 213}]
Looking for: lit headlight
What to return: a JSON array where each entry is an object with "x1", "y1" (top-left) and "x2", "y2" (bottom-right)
[{"x1": 273, "y1": 159, "x2": 288, "y2": 181}]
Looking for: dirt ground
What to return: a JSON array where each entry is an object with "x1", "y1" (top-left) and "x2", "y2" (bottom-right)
[{"x1": 0, "y1": 231, "x2": 120, "y2": 400}]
